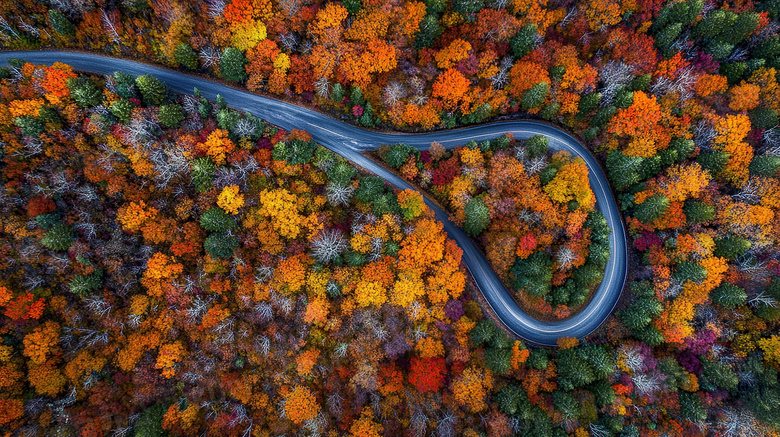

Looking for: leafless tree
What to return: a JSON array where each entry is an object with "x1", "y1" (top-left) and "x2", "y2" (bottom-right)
[
  {"x1": 199, "y1": 46, "x2": 221, "y2": 68},
  {"x1": 383, "y1": 81, "x2": 406, "y2": 106},
  {"x1": 279, "y1": 32, "x2": 299, "y2": 51},
  {"x1": 277, "y1": 0, "x2": 300, "y2": 17},
  {"x1": 763, "y1": 127, "x2": 780, "y2": 152},
  {"x1": 526, "y1": 156, "x2": 547, "y2": 175},
  {"x1": 560, "y1": 7, "x2": 578, "y2": 28},
  {"x1": 326, "y1": 182, "x2": 355, "y2": 206},
  {"x1": 718, "y1": 408, "x2": 763, "y2": 437},
  {"x1": 556, "y1": 247, "x2": 576, "y2": 270},
  {"x1": 619, "y1": 344, "x2": 644, "y2": 373},
  {"x1": 17, "y1": 18, "x2": 39, "y2": 37},
  {"x1": 409, "y1": 77, "x2": 427, "y2": 105},
  {"x1": 311, "y1": 229, "x2": 348, "y2": 263},
  {"x1": 334, "y1": 342, "x2": 349, "y2": 358},
  {"x1": 632, "y1": 373, "x2": 661, "y2": 395},
  {"x1": 599, "y1": 61, "x2": 634, "y2": 105},
  {"x1": 101, "y1": 10, "x2": 121, "y2": 44},
  {"x1": 694, "y1": 119, "x2": 717, "y2": 150},
  {"x1": 0, "y1": 16, "x2": 19, "y2": 38},
  {"x1": 233, "y1": 118, "x2": 257, "y2": 139},
  {"x1": 327, "y1": 392, "x2": 344, "y2": 418},
  {"x1": 590, "y1": 423, "x2": 610, "y2": 437},
  {"x1": 206, "y1": 0, "x2": 225, "y2": 17},
  {"x1": 314, "y1": 77, "x2": 331, "y2": 99},
  {"x1": 437, "y1": 410, "x2": 457, "y2": 437},
  {"x1": 84, "y1": 297, "x2": 113, "y2": 319},
  {"x1": 748, "y1": 289, "x2": 777, "y2": 309}
]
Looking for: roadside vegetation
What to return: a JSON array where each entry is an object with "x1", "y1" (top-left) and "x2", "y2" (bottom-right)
[{"x1": 378, "y1": 134, "x2": 609, "y2": 320}]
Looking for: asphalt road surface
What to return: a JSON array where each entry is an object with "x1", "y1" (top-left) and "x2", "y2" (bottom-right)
[{"x1": 0, "y1": 51, "x2": 628, "y2": 346}]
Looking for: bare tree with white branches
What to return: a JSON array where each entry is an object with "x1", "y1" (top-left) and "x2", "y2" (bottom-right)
[{"x1": 311, "y1": 229, "x2": 348, "y2": 263}]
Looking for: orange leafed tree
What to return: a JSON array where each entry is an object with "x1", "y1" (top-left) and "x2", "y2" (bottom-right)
[
  {"x1": 609, "y1": 91, "x2": 662, "y2": 139},
  {"x1": 223, "y1": 0, "x2": 254, "y2": 24},
  {"x1": 398, "y1": 218, "x2": 446, "y2": 270},
  {"x1": 729, "y1": 82, "x2": 761, "y2": 112},
  {"x1": 713, "y1": 114, "x2": 753, "y2": 187},
  {"x1": 661, "y1": 163, "x2": 711, "y2": 202},
  {"x1": 0, "y1": 398, "x2": 23, "y2": 426},
  {"x1": 156, "y1": 342, "x2": 187, "y2": 378},
  {"x1": 507, "y1": 61, "x2": 550, "y2": 101},
  {"x1": 196, "y1": 129, "x2": 236, "y2": 166},
  {"x1": 350, "y1": 407, "x2": 383, "y2": 437},
  {"x1": 23, "y1": 321, "x2": 60, "y2": 366},
  {"x1": 257, "y1": 188, "x2": 304, "y2": 239},
  {"x1": 42, "y1": 63, "x2": 77, "y2": 105},
  {"x1": 401, "y1": 102, "x2": 441, "y2": 129},
  {"x1": 432, "y1": 68, "x2": 471, "y2": 112},
  {"x1": 284, "y1": 385, "x2": 320, "y2": 425},
  {"x1": 435, "y1": 38, "x2": 472, "y2": 69},
  {"x1": 452, "y1": 366, "x2": 494, "y2": 412},
  {"x1": 141, "y1": 252, "x2": 184, "y2": 298},
  {"x1": 583, "y1": 0, "x2": 622, "y2": 30},
  {"x1": 694, "y1": 74, "x2": 728, "y2": 97}
]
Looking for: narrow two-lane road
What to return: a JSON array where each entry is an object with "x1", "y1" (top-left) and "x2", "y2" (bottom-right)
[{"x1": 0, "y1": 51, "x2": 627, "y2": 346}]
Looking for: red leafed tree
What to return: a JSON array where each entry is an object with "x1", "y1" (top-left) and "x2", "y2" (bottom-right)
[
  {"x1": 408, "y1": 357, "x2": 447, "y2": 393},
  {"x1": 4, "y1": 292, "x2": 45, "y2": 321},
  {"x1": 26, "y1": 195, "x2": 56, "y2": 217}
]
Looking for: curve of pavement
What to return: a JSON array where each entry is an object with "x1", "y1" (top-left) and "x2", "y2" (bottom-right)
[{"x1": 0, "y1": 51, "x2": 627, "y2": 346}]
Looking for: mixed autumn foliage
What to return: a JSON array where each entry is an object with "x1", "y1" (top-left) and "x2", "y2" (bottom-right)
[
  {"x1": 378, "y1": 135, "x2": 608, "y2": 320},
  {"x1": 0, "y1": 57, "x2": 779, "y2": 436},
  {"x1": 0, "y1": 0, "x2": 778, "y2": 432}
]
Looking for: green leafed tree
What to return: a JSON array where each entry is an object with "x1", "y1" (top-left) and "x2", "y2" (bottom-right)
[
  {"x1": 354, "y1": 176, "x2": 386, "y2": 204},
  {"x1": 200, "y1": 208, "x2": 238, "y2": 232},
  {"x1": 41, "y1": 223, "x2": 74, "y2": 251},
  {"x1": 749, "y1": 154, "x2": 780, "y2": 177},
  {"x1": 191, "y1": 157, "x2": 215, "y2": 193},
  {"x1": 135, "y1": 75, "x2": 168, "y2": 106},
  {"x1": 157, "y1": 104, "x2": 185, "y2": 128},
  {"x1": 684, "y1": 200, "x2": 715, "y2": 224},
  {"x1": 204, "y1": 232, "x2": 239, "y2": 259},
  {"x1": 69, "y1": 270, "x2": 103, "y2": 297},
  {"x1": 510, "y1": 24, "x2": 538, "y2": 59},
  {"x1": 384, "y1": 143, "x2": 415, "y2": 168},
  {"x1": 220, "y1": 47, "x2": 248, "y2": 82},
  {"x1": 110, "y1": 99, "x2": 135, "y2": 123},
  {"x1": 174, "y1": 43, "x2": 199, "y2": 70},
  {"x1": 678, "y1": 392, "x2": 707, "y2": 422},
  {"x1": 633, "y1": 194, "x2": 670, "y2": 223},
  {"x1": 711, "y1": 283, "x2": 747, "y2": 308},
  {"x1": 525, "y1": 135, "x2": 548, "y2": 159},
  {"x1": 510, "y1": 252, "x2": 553, "y2": 297},
  {"x1": 714, "y1": 236, "x2": 751, "y2": 260},
  {"x1": 49, "y1": 10, "x2": 75, "y2": 36},
  {"x1": 67, "y1": 77, "x2": 102, "y2": 108},
  {"x1": 464, "y1": 197, "x2": 490, "y2": 236},
  {"x1": 522, "y1": 81, "x2": 549, "y2": 110}
]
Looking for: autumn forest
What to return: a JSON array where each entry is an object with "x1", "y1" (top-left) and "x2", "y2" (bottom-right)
[{"x1": 1, "y1": 0, "x2": 780, "y2": 435}]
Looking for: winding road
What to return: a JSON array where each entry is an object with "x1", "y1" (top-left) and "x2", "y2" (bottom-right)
[{"x1": 0, "y1": 51, "x2": 627, "y2": 346}]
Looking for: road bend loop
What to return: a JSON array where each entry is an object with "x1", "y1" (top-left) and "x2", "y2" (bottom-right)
[{"x1": 0, "y1": 51, "x2": 628, "y2": 346}]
